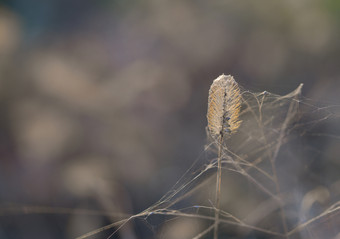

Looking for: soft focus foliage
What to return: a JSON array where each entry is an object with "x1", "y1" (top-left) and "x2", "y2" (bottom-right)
[{"x1": 0, "y1": 1, "x2": 339, "y2": 238}]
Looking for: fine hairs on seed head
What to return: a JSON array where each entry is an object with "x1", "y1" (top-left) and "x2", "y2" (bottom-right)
[{"x1": 207, "y1": 74, "x2": 242, "y2": 139}]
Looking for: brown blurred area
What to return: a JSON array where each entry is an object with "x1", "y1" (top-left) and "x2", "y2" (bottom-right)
[{"x1": 0, "y1": 1, "x2": 340, "y2": 238}]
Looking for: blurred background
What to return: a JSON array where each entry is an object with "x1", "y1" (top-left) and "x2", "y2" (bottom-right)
[{"x1": 0, "y1": 0, "x2": 340, "y2": 238}]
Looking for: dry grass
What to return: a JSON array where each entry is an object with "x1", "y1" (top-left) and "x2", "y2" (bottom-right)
[
  {"x1": 1, "y1": 75, "x2": 339, "y2": 239},
  {"x1": 207, "y1": 74, "x2": 242, "y2": 239},
  {"x1": 70, "y1": 74, "x2": 340, "y2": 239}
]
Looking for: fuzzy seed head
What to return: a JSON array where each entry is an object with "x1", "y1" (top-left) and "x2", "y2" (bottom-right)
[{"x1": 207, "y1": 74, "x2": 242, "y2": 138}]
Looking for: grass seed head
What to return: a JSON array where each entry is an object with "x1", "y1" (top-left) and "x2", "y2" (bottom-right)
[{"x1": 207, "y1": 74, "x2": 242, "y2": 138}]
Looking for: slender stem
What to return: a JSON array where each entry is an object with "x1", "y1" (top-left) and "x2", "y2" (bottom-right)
[
  {"x1": 270, "y1": 160, "x2": 289, "y2": 239},
  {"x1": 214, "y1": 135, "x2": 223, "y2": 239},
  {"x1": 270, "y1": 94, "x2": 300, "y2": 239}
]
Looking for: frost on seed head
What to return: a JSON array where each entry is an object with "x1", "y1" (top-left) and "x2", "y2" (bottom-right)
[{"x1": 207, "y1": 74, "x2": 242, "y2": 138}]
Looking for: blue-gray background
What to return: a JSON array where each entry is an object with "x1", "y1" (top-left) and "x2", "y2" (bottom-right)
[{"x1": 0, "y1": 1, "x2": 339, "y2": 238}]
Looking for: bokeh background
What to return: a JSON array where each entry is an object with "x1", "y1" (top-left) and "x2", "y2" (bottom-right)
[{"x1": 0, "y1": 1, "x2": 340, "y2": 238}]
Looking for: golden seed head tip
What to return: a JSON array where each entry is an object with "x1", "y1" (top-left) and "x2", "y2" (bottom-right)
[{"x1": 207, "y1": 74, "x2": 242, "y2": 137}]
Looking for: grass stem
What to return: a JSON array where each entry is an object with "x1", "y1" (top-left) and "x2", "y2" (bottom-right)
[{"x1": 214, "y1": 135, "x2": 224, "y2": 239}]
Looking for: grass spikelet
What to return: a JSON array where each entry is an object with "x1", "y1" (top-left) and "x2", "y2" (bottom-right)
[
  {"x1": 207, "y1": 74, "x2": 242, "y2": 138},
  {"x1": 207, "y1": 74, "x2": 242, "y2": 239}
]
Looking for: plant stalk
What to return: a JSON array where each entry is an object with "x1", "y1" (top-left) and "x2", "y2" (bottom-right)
[{"x1": 214, "y1": 135, "x2": 223, "y2": 239}]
